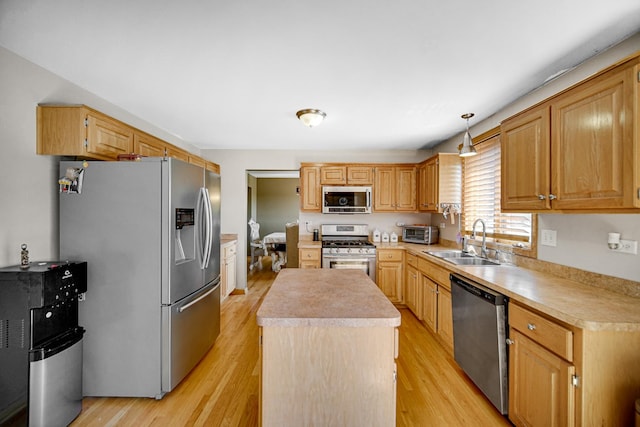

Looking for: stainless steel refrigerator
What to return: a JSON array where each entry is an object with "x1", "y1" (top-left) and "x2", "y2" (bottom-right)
[{"x1": 59, "y1": 157, "x2": 221, "y2": 399}]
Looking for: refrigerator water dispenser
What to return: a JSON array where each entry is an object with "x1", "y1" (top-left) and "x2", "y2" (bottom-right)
[{"x1": 175, "y1": 208, "x2": 195, "y2": 262}]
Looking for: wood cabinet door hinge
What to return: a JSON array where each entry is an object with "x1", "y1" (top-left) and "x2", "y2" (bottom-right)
[
  {"x1": 84, "y1": 138, "x2": 88, "y2": 148},
  {"x1": 84, "y1": 118, "x2": 88, "y2": 127},
  {"x1": 637, "y1": 71, "x2": 640, "y2": 82},
  {"x1": 571, "y1": 374, "x2": 580, "y2": 387}
]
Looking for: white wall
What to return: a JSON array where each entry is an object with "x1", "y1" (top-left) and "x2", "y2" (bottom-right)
[
  {"x1": 0, "y1": 46, "x2": 199, "y2": 267},
  {"x1": 432, "y1": 32, "x2": 640, "y2": 282}
]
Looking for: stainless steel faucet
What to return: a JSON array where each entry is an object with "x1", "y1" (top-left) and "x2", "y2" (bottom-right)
[{"x1": 472, "y1": 218, "x2": 488, "y2": 258}]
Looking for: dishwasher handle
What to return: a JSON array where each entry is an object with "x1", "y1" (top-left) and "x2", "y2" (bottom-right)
[{"x1": 450, "y1": 274, "x2": 507, "y2": 306}]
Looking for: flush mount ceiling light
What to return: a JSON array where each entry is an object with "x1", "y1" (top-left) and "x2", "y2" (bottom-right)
[
  {"x1": 296, "y1": 109, "x2": 326, "y2": 128},
  {"x1": 458, "y1": 113, "x2": 477, "y2": 157}
]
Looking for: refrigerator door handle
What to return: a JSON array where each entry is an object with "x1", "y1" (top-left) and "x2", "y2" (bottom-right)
[
  {"x1": 177, "y1": 286, "x2": 216, "y2": 313},
  {"x1": 203, "y1": 187, "x2": 213, "y2": 269},
  {"x1": 196, "y1": 187, "x2": 207, "y2": 269}
]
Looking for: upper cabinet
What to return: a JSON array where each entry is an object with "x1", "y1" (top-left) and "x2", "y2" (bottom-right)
[
  {"x1": 501, "y1": 54, "x2": 640, "y2": 212},
  {"x1": 38, "y1": 105, "x2": 133, "y2": 160},
  {"x1": 300, "y1": 165, "x2": 322, "y2": 212},
  {"x1": 320, "y1": 165, "x2": 374, "y2": 185},
  {"x1": 373, "y1": 165, "x2": 417, "y2": 212},
  {"x1": 417, "y1": 154, "x2": 461, "y2": 212},
  {"x1": 37, "y1": 104, "x2": 220, "y2": 171}
]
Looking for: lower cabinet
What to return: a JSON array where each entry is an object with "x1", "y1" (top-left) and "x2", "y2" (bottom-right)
[
  {"x1": 376, "y1": 249, "x2": 404, "y2": 304},
  {"x1": 508, "y1": 301, "x2": 640, "y2": 426},
  {"x1": 298, "y1": 247, "x2": 321, "y2": 269},
  {"x1": 259, "y1": 325, "x2": 399, "y2": 426},
  {"x1": 509, "y1": 328, "x2": 575, "y2": 426},
  {"x1": 404, "y1": 254, "x2": 421, "y2": 318},
  {"x1": 417, "y1": 256, "x2": 454, "y2": 353},
  {"x1": 221, "y1": 240, "x2": 237, "y2": 299}
]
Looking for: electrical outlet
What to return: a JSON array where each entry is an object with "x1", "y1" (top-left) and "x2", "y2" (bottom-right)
[
  {"x1": 541, "y1": 229, "x2": 557, "y2": 247},
  {"x1": 305, "y1": 221, "x2": 312, "y2": 227},
  {"x1": 612, "y1": 239, "x2": 638, "y2": 255},
  {"x1": 439, "y1": 222, "x2": 446, "y2": 229}
]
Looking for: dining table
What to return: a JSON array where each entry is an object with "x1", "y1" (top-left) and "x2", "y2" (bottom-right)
[{"x1": 262, "y1": 232, "x2": 286, "y2": 272}]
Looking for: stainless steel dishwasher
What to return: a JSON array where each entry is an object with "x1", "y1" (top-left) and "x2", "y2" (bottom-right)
[{"x1": 450, "y1": 273, "x2": 508, "y2": 415}]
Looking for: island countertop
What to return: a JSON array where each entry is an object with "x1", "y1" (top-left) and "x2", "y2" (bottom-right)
[{"x1": 256, "y1": 269, "x2": 401, "y2": 328}]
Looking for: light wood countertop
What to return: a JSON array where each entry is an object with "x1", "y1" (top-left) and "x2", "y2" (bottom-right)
[
  {"x1": 393, "y1": 242, "x2": 640, "y2": 331},
  {"x1": 221, "y1": 233, "x2": 238, "y2": 246},
  {"x1": 256, "y1": 269, "x2": 401, "y2": 328}
]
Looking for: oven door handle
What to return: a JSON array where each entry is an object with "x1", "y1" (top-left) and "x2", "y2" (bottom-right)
[{"x1": 324, "y1": 258, "x2": 374, "y2": 263}]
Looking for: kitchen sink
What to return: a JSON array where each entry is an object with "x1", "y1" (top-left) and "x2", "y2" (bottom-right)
[
  {"x1": 443, "y1": 257, "x2": 500, "y2": 266},
  {"x1": 424, "y1": 250, "x2": 500, "y2": 266},
  {"x1": 424, "y1": 250, "x2": 474, "y2": 259}
]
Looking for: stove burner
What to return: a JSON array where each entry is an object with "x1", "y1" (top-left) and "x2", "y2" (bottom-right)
[{"x1": 322, "y1": 239, "x2": 375, "y2": 248}]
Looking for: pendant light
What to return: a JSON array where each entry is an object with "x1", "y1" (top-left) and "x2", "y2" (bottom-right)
[
  {"x1": 296, "y1": 109, "x2": 326, "y2": 128},
  {"x1": 458, "y1": 113, "x2": 477, "y2": 157}
]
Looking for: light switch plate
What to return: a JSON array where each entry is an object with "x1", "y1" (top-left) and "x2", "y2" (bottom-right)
[{"x1": 541, "y1": 229, "x2": 557, "y2": 247}]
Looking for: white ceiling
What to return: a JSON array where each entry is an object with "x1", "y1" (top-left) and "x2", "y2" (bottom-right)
[{"x1": 1, "y1": 0, "x2": 639, "y2": 151}]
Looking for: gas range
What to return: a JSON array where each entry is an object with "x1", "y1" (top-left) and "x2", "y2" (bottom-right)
[
  {"x1": 322, "y1": 239, "x2": 376, "y2": 255},
  {"x1": 321, "y1": 224, "x2": 376, "y2": 256},
  {"x1": 320, "y1": 224, "x2": 377, "y2": 281}
]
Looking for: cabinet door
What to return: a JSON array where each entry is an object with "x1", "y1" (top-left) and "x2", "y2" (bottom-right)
[
  {"x1": 300, "y1": 166, "x2": 321, "y2": 211},
  {"x1": 377, "y1": 262, "x2": 402, "y2": 303},
  {"x1": 134, "y1": 133, "x2": 166, "y2": 157},
  {"x1": 395, "y1": 166, "x2": 417, "y2": 211},
  {"x1": 436, "y1": 287, "x2": 453, "y2": 352},
  {"x1": 551, "y1": 66, "x2": 633, "y2": 209},
  {"x1": 501, "y1": 105, "x2": 551, "y2": 211},
  {"x1": 86, "y1": 113, "x2": 133, "y2": 158},
  {"x1": 377, "y1": 251, "x2": 403, "y2": 304},
  {"x1": 404, "y1": 264, "x2": 421, "y2": 318},
  {"x1": 320, "y1": 166, "x2": 346, "y2": 185},
  {"x1": 417, "y1": 162, "x2": 428, "y2": 211},
  {"x1": 509, "y1": 329, "x2": 575, "y2": 427},
  {"x1": 423, "y1": 158, "x2": 438, "y2": 212},
  {"x1": 166, "y1": 145, "x2": 189, "y2": 162},
  {"x1": 421, "y1": 275, "x2": 437, "y2": 333},
  {"x1": 347, "y1": 166, "x2": 374, "y2": 185},
  {"x1": 373, "y1": 166, "x2": 395, "y2": 211},
  {"x1": 227, "y1": 251, "x2": 237, "y2": 294}
]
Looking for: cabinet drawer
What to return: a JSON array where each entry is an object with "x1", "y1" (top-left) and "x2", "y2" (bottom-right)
[
  {"x1": 223, "y1": 244, "x2": 236, "y2": 258},
  {"x1": 417, "y1": 257, "x2": 450, "y2": 289},
  {"x1": 378, "y1": 250, "x2": 403, "y2": 262},
  {"x1": 406, "y1": 252, "x2": 417, "y2": 268},
  {"x1": 510, "y1": 303, "x2": 573, "y2": 362},
  {"x1": 299, "y1": 248, "x2": 320, "y2": 261}
]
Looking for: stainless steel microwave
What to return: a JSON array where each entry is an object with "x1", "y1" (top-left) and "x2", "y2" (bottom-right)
[
  {"x1": 402, "y1": 225, "x2": 439, "y2": 244},
  {"x1": 322, "y1": 186, "x2": 372, "y2": 214}
]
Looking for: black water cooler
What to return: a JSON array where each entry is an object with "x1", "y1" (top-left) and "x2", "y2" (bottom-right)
[{"x1": 0, "y1": 261, "x2": 87, "y2": 427}]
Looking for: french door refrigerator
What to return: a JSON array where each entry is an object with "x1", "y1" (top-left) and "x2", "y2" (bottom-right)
[{"x1": 59, "y1": 157, "x2": 221, "y2": 398}]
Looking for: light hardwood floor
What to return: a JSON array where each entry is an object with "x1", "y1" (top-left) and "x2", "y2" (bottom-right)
[{"x1": 69, "y1": 258, "x2": 511, "y2": 426}]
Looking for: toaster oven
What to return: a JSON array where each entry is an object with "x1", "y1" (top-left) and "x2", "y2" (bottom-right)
[{"x1": 402, "y1": 225, "x2": 439, "y2": 244}]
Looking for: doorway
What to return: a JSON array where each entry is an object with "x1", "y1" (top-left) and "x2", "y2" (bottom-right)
[{"x1": 246, "y1": 170, "x2": 300, "y2": 273}]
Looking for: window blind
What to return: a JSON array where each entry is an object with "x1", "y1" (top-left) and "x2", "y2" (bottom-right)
[{"x1": 462, "y1": 134, "x2": 531, "y2": 243}]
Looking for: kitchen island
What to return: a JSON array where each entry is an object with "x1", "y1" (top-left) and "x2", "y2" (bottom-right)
[{"x1": 256, "y1": 268, "x2": 401, "y2": 427}]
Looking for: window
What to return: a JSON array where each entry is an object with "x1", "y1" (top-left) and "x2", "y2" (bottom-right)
[{"x1": 462, "y1": 131, "x2": 533, "y2": 247}]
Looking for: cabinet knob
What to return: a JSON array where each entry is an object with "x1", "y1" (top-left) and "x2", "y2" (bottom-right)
[
  {"x1": 527, "y1": 323, "x2": 536, "y2": 331},
  {"x1": 506, "y1": 338, "x2": 514, "y2": 345},
  {"x1": 538, "y1": 194, "x2": 546, "y2": 200},
  {"x1": 549, "y1": 194, "x2": 557, "y2": 200}
]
